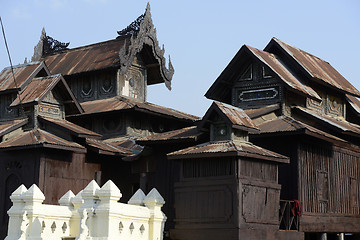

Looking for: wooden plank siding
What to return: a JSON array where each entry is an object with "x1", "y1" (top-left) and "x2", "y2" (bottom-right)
[{"x1": 298, "y1": 142, "x2": 360, "y2": 215}]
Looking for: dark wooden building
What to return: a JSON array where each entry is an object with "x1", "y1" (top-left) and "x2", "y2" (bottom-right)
[
  {"x1": 204, "y1": 37, "x2": 360, "y2": 239},
  {"x1": 0, "y1": 4, "x2": 198, "y2": 239},
  {"x1": 1, "y1": 3, "x2": 360, "y2": 240}
]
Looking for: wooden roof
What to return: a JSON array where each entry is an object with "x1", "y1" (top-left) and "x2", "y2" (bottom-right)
[
  {"x1": 72, "y1": 96, "x2": 199, "y2": 122},
  {"x1": 167, "y1": 140, "x2": 289, "y2": 163},
  {"x1": 0, "y1": 118, "x2": 28, "y2": 137},
  {"x1": 199, "y1": 101, "x2": 260, "y2": 133},
  {"x1": 39, "y1": 116, "x2": 101, "y2": 139},
  {"x1": 0, "y1": 129, "x2": 86, "y2": 152},
  {"x1": 265, "y1": 38, "x2": 360, "y2": 97},
  {"x1": 0, "y1": 61, "x2": 50, "y2": 92}
]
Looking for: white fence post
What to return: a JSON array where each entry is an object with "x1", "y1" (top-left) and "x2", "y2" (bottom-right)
[
  {"x1": 144, "y1": 188, "x2": 167, "y2": 240},
  {"x1": 5, "y1": 180, "x2": 167, "y2": 240}
]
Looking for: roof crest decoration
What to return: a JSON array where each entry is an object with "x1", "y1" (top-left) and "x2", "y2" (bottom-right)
[
  {"x1": 118, "y1": 3, "x2": 174, "y2": 90},
  {"x1": 32, "y1": 28, "x2": 70, "y2": 62}
]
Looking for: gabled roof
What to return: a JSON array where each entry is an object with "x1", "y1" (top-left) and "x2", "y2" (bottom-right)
[
  {"x1": 137, "y1": 126, "x2": 203, "y2": 145},
  {"x1": 265, "y1": 38, "x2": 360, "y2": 97},
  {"x1": 85, "y1": 138, "x2": 133, "y2": 156},
  {"x1": 293, "y1": 106, "x2": 360, "y2": 138},
  {"x1": 10, "y1": 74, "x2": 83, "y2": 114},
  {"x1": 42, "y1": 4, "x2": 173, "y2": 89},
  {"x1": 199, "y1": 101, "x2": 259, "y2": 133},
  {"x1": 346, "y1": 94, "x2": 360, "y2": 116},
  {"x1": 246, "y1": 45, "x2": 321, "y2": 100},
  {"x1": 38, "y1": 116, "x2": 101, "y2": 139},
  {"x1": 205, "y1": 45, "x2": 321, "y2": 102},
  {"x1": 72, "y1": 96, "x2": 199, "y2": 122},
  {"x1": 254, "y1": 115, "x2": 347, "y2": 144},
  {"x1": 167, "y1": 140, "x2": 289, "y2": 163},
  {"x1": 0, "y1": 118, "x2": 28, "y2": 137},
  {"x1": 44, "y1": 39, "x2": 127, "y2": 76},
  {"x1": 0, "y1": 129, "x2": 85, "y2": 152},
  {"x1": 0, "y1": 61, "x2": 50, "y2": 92}
]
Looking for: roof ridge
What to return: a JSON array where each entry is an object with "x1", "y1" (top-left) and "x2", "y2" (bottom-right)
[{"x1": 42, "y1": 37, "x2": 129, "y2": 58}]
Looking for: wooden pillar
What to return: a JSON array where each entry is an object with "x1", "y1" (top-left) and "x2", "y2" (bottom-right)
[{"x1": 320, "y1": 233, "x2": 327, "y2": 240}]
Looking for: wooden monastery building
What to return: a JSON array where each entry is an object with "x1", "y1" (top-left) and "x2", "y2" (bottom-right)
[{"x1": 1, "y1": 4, "x2": 360, "y2": 240}]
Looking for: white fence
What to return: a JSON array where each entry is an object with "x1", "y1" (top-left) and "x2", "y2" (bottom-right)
[{"x1": 5, "y1": 180, "x2": 167, "y2": 240}]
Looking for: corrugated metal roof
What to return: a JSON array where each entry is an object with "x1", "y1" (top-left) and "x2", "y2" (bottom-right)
[
  {"x1": 213, "y1": 101, "x2": 260, "y2": 132},
  {"x1": 167, "y1": 140, "x2": 289, "y2": 163},
  {"x1": 246, "y1": 45, "x2": 321, "y2": 100},
  {"x1": 244, "y1": 104, "x2": 280, "y2": 119},
  {"x1": 86, "y1": 138, "x2": 133, "y2": 156},
  {"x1": 346, "y1": 94, "x2": 360, "y2": 116},
  {"x1": 269, "y1": 38, "x2": 360, "y2": 97},
  {"x1": 0, "y1": 62, "x2": 42, "y2": 92},
  {"x1": 105, "y1": 136, "x2": 144, "y2": 155},
  {"x1": 0, "y1": 129, "x2": 85, "y2": 152},
  {"x1": 256, "y1": 115, "x2": 346, "y2": 143},
  {"x1": 39, "y1": 116, "x2": 102, "y2": 139},
  {"x1": 137, "y1": 126, "x2": 201, "y2": 144},
  {"x1": 10, "y1": 75, "x2": 61, "y2": 106},
  {"x1": 0, "y1": 118, "x2": 28, "y2": 137},
  {"x1": 44, "y1": 38, "x2": 128, "y2": 76},
  {"x1": 294, "y1": 106, "x2": 360, "y2": 137},
  {"x1": 77, "y1": 96, "x2": 199, "y2": 121}
]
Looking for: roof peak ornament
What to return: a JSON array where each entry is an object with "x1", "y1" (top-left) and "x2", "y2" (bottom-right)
[
  {"x1": 31, "y1": 28, "x2": 70, "y2": 62},
  {"x1": 118, "y1": 3, "x2": 174, "y2": 90}
]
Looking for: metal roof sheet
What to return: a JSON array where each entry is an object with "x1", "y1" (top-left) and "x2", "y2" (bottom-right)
[
  {"x1": 246, "y1": 45, "x2": 321, "y2": 100},
  {"x1": 105, "y1": 136, "x2": 144, "y2": 155},
  {"x1": 213, "y1": 101, "x2": 260, "y2": 132},
  {"x1": 294, "y1": 106, "x2": 360, "y2": 137},
  {"x1": 137, "y1": 126, "x2": 201, "y2": 144},
  {"x1": 86, "y1": 138, "x2": 133, "y2": 156},
  {"x1": 44, "y1": 38, "x2": 128, "y2": 76},
  {"x1": 39, "y1": 116, "x2": 102, "y2": 139},
  {"x1": 0, "y1": 118, "x2": 28, "y2": 137},
  {"x1": 0, "y1": 62, "x2": 42, "y2": 92},
  {"x1": 244, "y1": 104, "x2": 280, "y2": 119},
  {"x1": 77, "y1": 96, "x2": 199, "y2": 121},
  {"x1": 346, "y1": 94, "x2": 360, "y2": 116},
  {"x1": 256, "y1": 115, "x2": 346, "y2": 143},
  {"x1": 167, "y1": 140, "x2": 289, "y2": 163},
  {"x1": 269, "y1": 38, "x2": 360, "y2": 97},
  {"x1": 10, "y1": 75, "x2": 61, "y2": 106},
  {"x1": 0, "y1": 129, "x2": 85, "y2": 152}
]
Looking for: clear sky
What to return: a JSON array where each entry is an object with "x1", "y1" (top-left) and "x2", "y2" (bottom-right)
[{"x1": 1, "y1": 0, "x2": 359, "y2": 117}]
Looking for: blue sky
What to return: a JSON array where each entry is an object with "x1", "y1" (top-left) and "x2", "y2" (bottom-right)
[{"x1": 1, "y1": 0, "x2": 359, "y2": 116}]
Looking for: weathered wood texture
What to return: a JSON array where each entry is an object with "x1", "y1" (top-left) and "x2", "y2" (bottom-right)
[
  {"x1": 172, "y1": 157, "x2": 282, "y2": 240},
  {"x1": 298, "y1": 142, "x2": 360, "y2": 215},
  {"x1": 0, "y1": 149, "x2": 41, "y2": 240},
  {"x1": 38, "y1": 149, "x2": 101, "y2": 204}
]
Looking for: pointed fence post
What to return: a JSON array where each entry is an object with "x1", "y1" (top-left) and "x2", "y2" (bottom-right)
[
  {"x1": 5, "y1": 185, "x2": 27, "y2": 240},
  {"x1": 96, "y1": 180, "x2": 122, "y2": 239},
  {"x1": 144, "y1": 188, "x2": 167, "y2": 240}
]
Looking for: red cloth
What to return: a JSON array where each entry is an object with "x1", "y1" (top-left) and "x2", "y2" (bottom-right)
[{"x1": 291, "y1": 200, "x2": 302, "y2": 217}]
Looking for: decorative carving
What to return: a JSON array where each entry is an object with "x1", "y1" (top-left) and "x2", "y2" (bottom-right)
[
  {"x1": 239, "y1": 87, "x2": 279, "y2": 102},
  {"x1": 118, "y1": 3, "x2": 174, "y2": 90},
  {"x1": 117, "y1": 14, "x2": 145, "y2": 37},
  {"x1": 43, "y1": 35, "x2": 69, "y2": 55},
  {"x1": 32, "y1": 28, "x2": 69, "y2": 61},
  {"x1": 76, "y1": 209, "x2": 89, "y2": 240},
  {"x1": 19, "y1": 211, "x2": 29, "y2": 239}
]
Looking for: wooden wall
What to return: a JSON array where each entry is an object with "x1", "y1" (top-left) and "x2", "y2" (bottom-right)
[
  {"x1": 298, "y1": 141, "x2": 360, "y2": 232},
  {"x1": 0, "y1": 149, "x2": 41, "y2": 240},
  {"x1": 38, "y1": 149, "x2": 101, "y2": 204}
]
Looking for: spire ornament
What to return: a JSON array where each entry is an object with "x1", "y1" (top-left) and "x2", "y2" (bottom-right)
[{"x1": 118, "y1": 3, "x2": 174, "y2": 90}]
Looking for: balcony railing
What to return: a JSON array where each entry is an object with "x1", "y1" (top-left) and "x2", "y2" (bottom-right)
[{"x1": 279, "y1": 200, "x2": 301, "y2": 231}]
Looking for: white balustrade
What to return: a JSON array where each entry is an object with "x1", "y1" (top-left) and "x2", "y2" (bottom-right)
[{"x1": 5, "y1": 180, "x2": 167, "y2": 240}]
